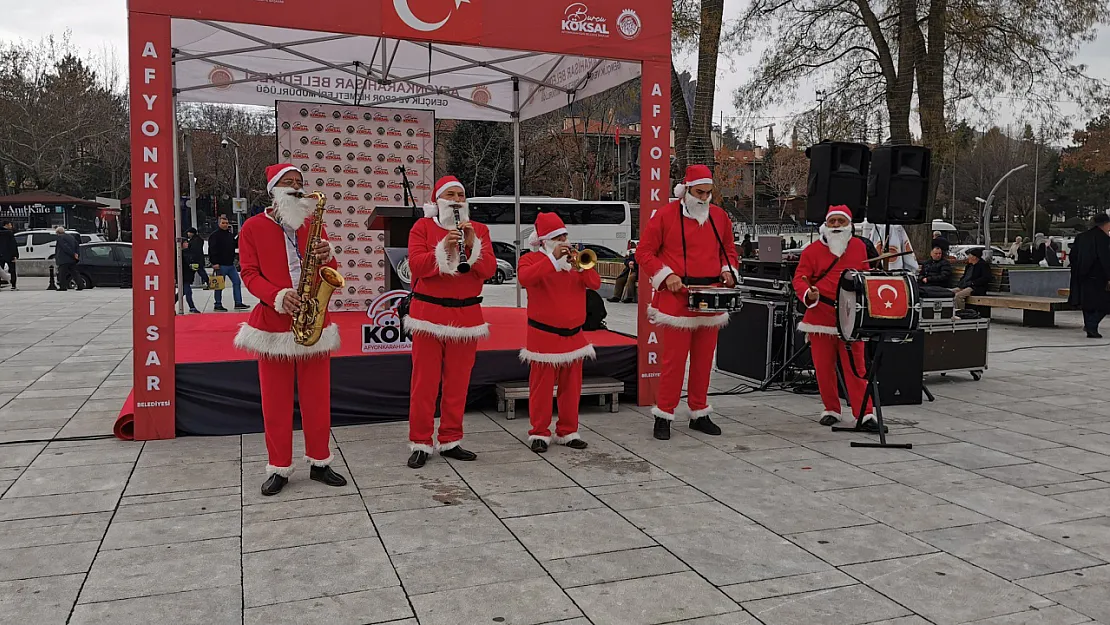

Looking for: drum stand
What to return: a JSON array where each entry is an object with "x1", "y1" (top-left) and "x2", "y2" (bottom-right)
[
  {"x1": 759, "y1": 341, "x2": 810, "y2": 391},
  {"x1": 831, "y1": 338, "x2": 913, "y2": 449}
]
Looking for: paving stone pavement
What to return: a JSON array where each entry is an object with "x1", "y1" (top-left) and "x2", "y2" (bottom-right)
[{"x1": 2, "y1": 280, "x2": 1110, "y2": 624}]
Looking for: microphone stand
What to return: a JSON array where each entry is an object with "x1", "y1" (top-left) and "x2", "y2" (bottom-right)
[{"x1": 395, "y1": 166, "x2": 417, "y2": 215}]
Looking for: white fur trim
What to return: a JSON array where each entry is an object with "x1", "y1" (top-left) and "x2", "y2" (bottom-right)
[
  {"x1": 234, "y1": 322, "x2": 340, "y2": 358},
  {"x1": 423, "y1": 203, "x2": 438, "y2": 218},
  {"x1": 435, "y1": 180, "x2": 464, "y2": 199},
  {"x1": 266, "y1": 464, "x2": 294, "y2": 478},
  {"x1": 652, "y1": 406, "x2": 676, "y2": 421},
  {"x1": 519, "y1": 344, "x2": 596, "y2": 365},
  {"x1": 821, "y1": 410, "x2": 841, "y2": 420},
  {"x1": 861, "y1": 413, "x2": 877, "y2": 424},
  {"x1": 403, "y1": 316, "x2": 490, "y2": 341},
  {"x1": 528, "y1": 230, "x2": 541, "y2": 250},
  {"x1": 796, "y1": 321, "x2": 839, "y2": 336},
  {"x1": 436, "y1": 440, "x2": 462, "y2": 452},
  {"x1": 467, "y1": 237, "x2": 483, "y2": 266},
  {"x1": 650, "y1": 266, "x2": 675, "y2": 290},
  {"x1": 686, "y1": 177, "x2": 713, "y2": 188},
  {"x1": 267, "y1": 165, "x2": 300, "y2": 193},
  {"x1": 690, "y1": 406, "x2": 713, "y2": 418},
  {"x1": 434, "y1": 236, "x2": 458, "y2": 275},
  {"x1": 273, "y1": 288, "x2": 296, "y2": 314},
  {"x1": 553, "y1": 432, "x2": 582, "y2": 444},
  {"x1": 545, "y1": 251, "x2": 563, "y2": 271},
  {"x1": 647, "y1": 306, "x2": 729, "y2": 330},
  {"x1": 304, "y1": 454, "x2": 333, "y2": 467},
  {"x1": 826, "y1": 209, "x2": 852, "y2": 222},
  {"x1": 674, "y1": 183, "x2": 686, "y2": 198},
  {"x1": 409, "y1": 443, "x2": 434, "y2": 454},
  {"x1": 537, "y1": 227, "x2": 567, "y2": 242},
  {"x1": 529, "y1": 435, "x2": 552, "y2": 444}
]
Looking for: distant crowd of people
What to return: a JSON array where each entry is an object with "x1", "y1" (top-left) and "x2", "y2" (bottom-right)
[{"x1": 179, "y1": 214, "x2": 249, "y2": 314}]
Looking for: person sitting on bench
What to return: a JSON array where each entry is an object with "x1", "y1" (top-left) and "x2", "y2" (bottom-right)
[
  {"x1": 953, "y1": 247, "x2": 991, "y2": 310},
  {"x1": 919, "y1": 245, "x2": 953, "y2": 289}
]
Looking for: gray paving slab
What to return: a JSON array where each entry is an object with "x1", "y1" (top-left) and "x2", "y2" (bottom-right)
[
  {"x1": 1048, "y1": 583, "x2": 1110, "y2": 623},
  {"x1": 0, "y1": 513, "x2": 110, "y2": 549},
  {"x1": 743, "y1": 583, "x2": 911, "y2": 625},
  {"x1": 914, "y1": 521, "x2": 1105, "y2": 580},
  {"x1": 360, "y1": 478, "x2": 481, "y2": 513},
  {"x1": 542, "y1": 545, "x2": 689, "y2": 589},
  {"x1": 113, "y1": 492, "x2": 242, "y2": 522},
  {"x1": 392, "y1": 539, "x2": 547, "y2": 595},
  {"x1": 567, "y1": 572, "x2": 739, "y2": 625},
  {"x1": 102, "y1": 510, "x2": 241, "y2": 550},
  {"x1": 78, "y1": 537, "x2": 241, "y2": 603},
  {"x1": 0, "y1": 442, "x2": 45, "y2": 468},
  {"x1": 70, "y1": 586, "x2": 242, "y2": 625},
  {"x1": 866, "y1": 502, "x2": 994, "y2": 533},
  {"x1": 962, "y1": 605, "x2": 1096, "y2": 624},
  {"x1": 654, "y1": 525, "x2": 831, "y2": 586},
  {"x1": 1015, "y1": 563, "x2": 1110, "y2": 595},
  {"x1": 0, "y1": 574, "x2": 85, "y2": 625},
  {"x1": 482, "y1": 486, "x2": 605, "y2": 518},
  {"x1": 4, "y1": 463, "x2": 131, "y2": 498},
  {"x1": 719, "y1": 569, "x2": 858, "y2": 603},
  {"x1": 242, "y1": 587, "x2": 413, "y2": 625},
  {"x1": 124, "y1": 460, "x2": 239, "y2": 496},
  {"x1": 787, "y1": 523, "x2": 938, "y2": 566},
  {"x1": 0, "y1": 540, "x2": 100, "y2": 581},
  {"x1": 619, "y1": 501, "x2": 753, "y2": 537},
  {"x1": 411, "y1": 576, "x2": 581, "y2": 625},
  {"x1": 242, "y1": 510, "x2": 376, "y2": 552},
  {"x1": 936, "y1": 482, "x2": 1100, "y2": 528},
  {"x1": 505, "y1": 507, "x2": 656, "y2": 560},
  {"x1": 242, "y1": 538, "x2": 398, "y2": 608},
  {"x1": 976, "y1": 462, "x2": 1090, "y2": 488},
  {"x1": 375, "y1": 503, "x2": 514, "y2": 555}
]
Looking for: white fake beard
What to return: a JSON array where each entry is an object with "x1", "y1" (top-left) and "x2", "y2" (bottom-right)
[
  {"x1": 437, "y1": 198, "x2": 469, "y2": 229},
  {"x1": 271, "y1": 187, "x2": 314, "y2": 227},
  {"x1": 682, "y1": 195, "x2": 710, "y2": 225},
  {"x1": 820, "y1": 224, "x2": 853, "y2": 257},
  {"x1": 543, "y1": 239, "x2": 572, "y2": 271}
]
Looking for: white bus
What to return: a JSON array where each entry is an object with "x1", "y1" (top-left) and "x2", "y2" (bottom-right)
[{"x1": 467, "y1": 196, "x2": 632, "y2": 258}]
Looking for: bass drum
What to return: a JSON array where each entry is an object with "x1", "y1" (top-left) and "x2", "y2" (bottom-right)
[{"x1": 837, "y1": 270, "x2": 920, "y2": 342}]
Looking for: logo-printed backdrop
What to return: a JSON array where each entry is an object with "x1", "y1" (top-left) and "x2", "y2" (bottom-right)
[{"x1": 276, "y1": 101, "x2": 435, "y2": 313}]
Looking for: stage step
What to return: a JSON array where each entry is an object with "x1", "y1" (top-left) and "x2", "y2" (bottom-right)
[{"x1": 496, "y1": 377, "x2": 624, "y2": 420}]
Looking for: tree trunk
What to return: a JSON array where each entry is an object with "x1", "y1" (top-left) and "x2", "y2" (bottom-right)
[
  {"x1": 688, "y1": 0, "x2": 724, "y2": 167},
  {"x1": 671, "y1": 63, "x2": 691, "y2": 173},
  {"x1": 886, "y1": 0, "x2": 918, "y2": 145},
  {"x1": 909, "y1": 0, "x2": 948, "y2": 254}
]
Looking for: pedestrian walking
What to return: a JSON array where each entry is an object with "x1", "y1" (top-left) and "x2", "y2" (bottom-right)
[
  {"x1": 54, "y1": 227, "x2": 82, "y2": 291},
  {"x1": 209, "y1": 215, "x2": 249, "y2": 311}
]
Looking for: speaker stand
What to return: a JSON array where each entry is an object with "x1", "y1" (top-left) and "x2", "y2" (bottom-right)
[
  {"x1": 922, "y1": 383, "x2": 935, "y2": 402},
  {"x1": 759, "y1": 341, "x2": 811, "y2": 392},
  {"x1": 831, "y1": 340, "x2": 913, "y2": 449}
]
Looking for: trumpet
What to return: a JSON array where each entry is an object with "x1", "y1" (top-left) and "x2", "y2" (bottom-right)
[{"x1": 570, "y1": 246, "x2": 597, "y2": 271}]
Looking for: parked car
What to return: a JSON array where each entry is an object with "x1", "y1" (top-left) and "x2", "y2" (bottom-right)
[
  {"x1": 75, "y1": 242, "x2": 132, "y2": 288},
  {"x1": 486, "y1": 258, "x2": 515, "y2": 285},
  {"x1": 14, "y1": 230, "x2": 105, "y2": 260},
  {"x1": 949, "y1": 245, "x2": 1014, "y2": 265},
  {"x1": 579, "y1": 243, "x2": 624, "y2": 260},
  {"x1": 492, "y1": 241, "x2": 518, "y2": 269}
]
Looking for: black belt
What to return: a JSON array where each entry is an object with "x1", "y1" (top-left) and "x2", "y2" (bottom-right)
[
  {"x1": 528, "y1": 319, "x2": 582, "y2": 337},
  {"x1": 412, "y1": 292, "x2": 483, "y2": 308},
  {"x1": 819, "y1": 295, "x2": 837, "y2": 308},
  {"x1": 684, "y1": 276, "x2": 719, "y2": 286}
]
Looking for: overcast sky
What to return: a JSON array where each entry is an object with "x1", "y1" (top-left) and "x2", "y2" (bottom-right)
[{"x1": 4, "y1": 0, "x2": 1108, "y2": 143}]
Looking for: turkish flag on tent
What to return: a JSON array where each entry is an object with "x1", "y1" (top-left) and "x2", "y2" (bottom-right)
[{"x1": 864, "y1": 276, "x2": 909, "y2": 320}]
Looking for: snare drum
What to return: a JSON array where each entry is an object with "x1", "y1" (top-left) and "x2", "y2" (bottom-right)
[
  {"x1": 687, "y1": 286, "x2": 743, "y2": 312},
  {"x1": 836, "y1": 271, "x2": 920, "y2": 341}
]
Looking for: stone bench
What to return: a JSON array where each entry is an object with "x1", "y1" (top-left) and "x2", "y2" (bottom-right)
[
  {"x1": 495, "y1": 376, "x2": 624, "y2": 420},
  {"x1": 966, "y1": 294, "x2": 1073, "y2": 327}
]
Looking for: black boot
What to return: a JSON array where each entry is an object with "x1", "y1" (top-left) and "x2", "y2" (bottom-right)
[
  {"x1": 261, "y1": 474, "x2": 288, "y2": 496},
  {"x1": 531, "y1": 439, "x2": 549, "y2": 453},
  {"x1": 653, "y1": 417, "x2": 671, "y2": 440},
  {"x1": 857, "y1": 418, "x2": 889, "y2": 434},
  {"x1": 819, "y1": 413, "x2": 841, "y2": 427},
  {"x1": 565, "y1": 438, "x2": 589, "y2": 450},
  {"x1": 310, "y1": 465, "x2": 347, "y2": 487},
  {"x1": 1087, "y1": 329, "x2": 1103, "y2": 339},
  {"x1": 690, "y1": 416, "x2": 722, "y2": 436},
  {"x1": 441, "y1": 446, "x2": 478, "y2": 461},
  {"x1": 407, "y1": 451, "x2": 429, "y2": 469}
]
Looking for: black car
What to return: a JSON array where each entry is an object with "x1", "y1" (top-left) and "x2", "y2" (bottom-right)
[
  {"x1": 76, "y1": 242, "x2": 132, "y2": 288},
  {"x1": 580, "y1": 243, "x2": 624, "y2": 260},
  {"x1": 492, "y1": 241, "x2": 518, "y2": 269}
]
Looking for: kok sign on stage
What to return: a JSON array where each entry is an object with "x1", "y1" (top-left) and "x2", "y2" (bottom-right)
[{"x1": 865, "y1": 277, "x2": 910, "y2": 320}]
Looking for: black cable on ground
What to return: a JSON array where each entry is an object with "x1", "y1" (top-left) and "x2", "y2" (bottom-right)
[
  {"x1": 990, "y1": 342, "x2": 1110, "y2": 354},
  {"x1": 0, "y1": 434, "x2": 117, "y2": 446}
]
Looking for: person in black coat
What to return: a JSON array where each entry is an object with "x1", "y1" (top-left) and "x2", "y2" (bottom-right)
[
  {"x1": 1068, "y1": 213, "x2": 1110, "y2": 338},
  {"x1": 207, "y1": 215, "x2": 248, "y2": 311},
  {"x1": 931, "y1": 231, "x2": 951, "y2": 255},
  {"x1": 608, "y1": 250, "x2": 637, "y2": 303},
  {"x1": 0, "y1": 222, "x2": 17, "y2": 290},
  {"x1": 952, "y1": 247, "x2": 990, "y2": 309},
  {"x1": 183, "y1": 227, "x2": 210, "y2": 289},
  {"x1": 54, "y1": 227, "x2": 83, "y2": 291},
  {"x1": 919, "y1": 246, "x2": 953, "y2": 288}
]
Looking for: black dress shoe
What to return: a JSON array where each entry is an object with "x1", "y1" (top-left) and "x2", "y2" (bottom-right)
[
  {"x1": 234, "y1": 303, "x2": 251, "y2": 311},
  {"x1": 1087, "y1": 330, "x2": 1103, "y2": 339},
  {"x1": 408, "y1": 451, "x2": 429, "y2": 469},
  {"x1": 440, "y1": 446, "x2": 478, "y2": 461},
  {"x1": 261, "y1": 474, "x2": 288, "y2": 496},
  {"x1": 653, "y1": 417, "x2": 671, "y2": 440},
  {"x1": 819, "y1": 414, "x2": 841, "y2": 426},
  {"x1": 531, "y1": 439, "x2": 549, "y2": 453},
  {"x1": 608, "y1": 297, "x2": 621, "y2": 303},
  {"x1": 213, "y1": 305, "x2": 228, "y2": 312},
  {"x1": 565, "y1": 438, "x2": 589, "y2": 450},
  {"x1": 310, "y1": 465, "x2": 347, "y2": 487},
  {"x1": 857, "y1": 419, "x2": 889, "y2": 434},
  {"x1": 690, "y1": 416, "x2": 722, "y2": 436}
]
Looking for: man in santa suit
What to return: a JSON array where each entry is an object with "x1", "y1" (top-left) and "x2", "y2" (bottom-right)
[
  {"x1": 791, "y1": 205, "x2": 881, "y2": 432},
  {"x1": 638, "y1": 164, "x2": 740, "y2": 441},
  {"x1": 518, "y1": 212, "x2": 602, "y2": 453},
  {"x1": 234, "y1": 164, "x2": 348, "y2": 496},
  {"x1": 405, "y1": 176, "x2": 497, "y2": 469}
]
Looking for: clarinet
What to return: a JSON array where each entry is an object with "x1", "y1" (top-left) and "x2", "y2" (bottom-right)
[{"x1": 453, "y1": 203, "x2": 471, "y2": 274}]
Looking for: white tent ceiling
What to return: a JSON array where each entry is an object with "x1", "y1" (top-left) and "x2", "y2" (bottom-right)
[{"x1": 172, "y1": 20, "x2": 642, "y2": 122}]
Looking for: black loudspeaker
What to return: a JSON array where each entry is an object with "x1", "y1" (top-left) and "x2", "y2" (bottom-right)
[
  {"x1": 867, "y1": 145, "x2": 931, "y2": 224},
  {"x1": 839, "y1": 332, "x2": 925, "y2": 407},
  {"x1": 805, "y1": 141, "x2": 871, "y2": 224},
  {"x1": 716, "y1": 298, "x2": 793, "y2": 384}
]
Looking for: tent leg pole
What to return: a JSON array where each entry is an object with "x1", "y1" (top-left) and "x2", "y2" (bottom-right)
[
  {"x1": 172, "y1": 90, "x2": 185, "y2": 316},
  {"x1": 513, "y1": 78, "x2": 522, "y2": 308}
]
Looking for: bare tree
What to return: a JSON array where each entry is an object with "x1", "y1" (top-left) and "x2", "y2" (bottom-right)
[{"x1": 764, "y1": 147, "x2": 810, "y2": 218}]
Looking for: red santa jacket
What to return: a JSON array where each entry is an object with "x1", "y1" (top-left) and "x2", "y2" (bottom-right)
[
  {"x1": 234, "y1": 210, "x2": 340, "y2": 358},
  {"x1": 637, "y1": 200, "x2": 739, "y2": 329},
  {"x1": 792, "y1": 236, "x2": 870, "y2": 335},
  {"x1": 518, "y1": 250, "x2": 602, "y2": 364},
  {"x1": 405, "y1": 216, "x2": 497, "y2": 341}
]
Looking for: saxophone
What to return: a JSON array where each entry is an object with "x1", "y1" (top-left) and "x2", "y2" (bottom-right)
[{"x1": 291, "y1": 191, "x2": 345, "y2": 346}]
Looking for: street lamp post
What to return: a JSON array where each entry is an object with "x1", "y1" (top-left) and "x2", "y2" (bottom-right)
[
  {"x1": 750, "y1": 123, "x2": 775, "y2": 236},
  {"x1": 222, "y1": 135, "x2": 243, "y2": 228},
  {"x1": 979, "y1": 164, "x2": 1029, "y2": 260}
]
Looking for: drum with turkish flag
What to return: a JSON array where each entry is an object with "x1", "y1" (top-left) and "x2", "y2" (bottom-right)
[{"x1": 837, "y1": 271, "x2": 920, "y2": 341}]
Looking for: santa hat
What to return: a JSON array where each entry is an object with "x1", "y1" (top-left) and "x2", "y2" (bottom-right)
[
  {"x1": 826, "y1": 205, "x2": 853, "y2": 223},
  {"x1": 266, "y1": 164, "x2": 300, "y2": 194},
  {"x1": 423, "y1": 176, "x2": 466, "y2": 218},
  {"x1": 673, "y1": 164, "x2": 714, "y2": 198},
  {"x1": 528, "y1": 212, "x2": 568, "y2": 249}
]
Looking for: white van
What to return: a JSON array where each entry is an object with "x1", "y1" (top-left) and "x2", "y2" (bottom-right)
[{"x1": 13, "y1": 230, "x2": 105, "y2": 260}]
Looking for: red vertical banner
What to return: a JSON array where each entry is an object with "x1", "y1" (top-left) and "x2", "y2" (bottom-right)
[
  {"x1": 637, "y1": 59, "x2": 671, "y2": 406},
  {"x1": 129, "y1": 12, "x2": 177, "y2": 440}
]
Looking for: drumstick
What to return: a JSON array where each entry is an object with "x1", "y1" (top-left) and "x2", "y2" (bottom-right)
[{"x1": 865, "y1": 249, "x2": 913, "y2": 265}]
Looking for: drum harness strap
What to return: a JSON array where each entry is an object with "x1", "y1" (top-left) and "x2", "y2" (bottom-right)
[{"x1": 679, "y1": 206, "x2": 738, "y2": 286}]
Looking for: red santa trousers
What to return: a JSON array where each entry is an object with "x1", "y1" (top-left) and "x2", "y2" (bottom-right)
[
  {"x1": 408, "y1": 332, "x2": 479, "y2": 451},
  {"x1": 528, "y1": 361, "x2": 584, "y2": 442},
  {"x1": 258, "y1": 355, "x2": 333, "y2": 474},
  {"x1": 656, "y1": 326, "x2": 719, "y2": 419},
  {"x1": 809, "y1": 333, "x2": 873, "y2": 419}
]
